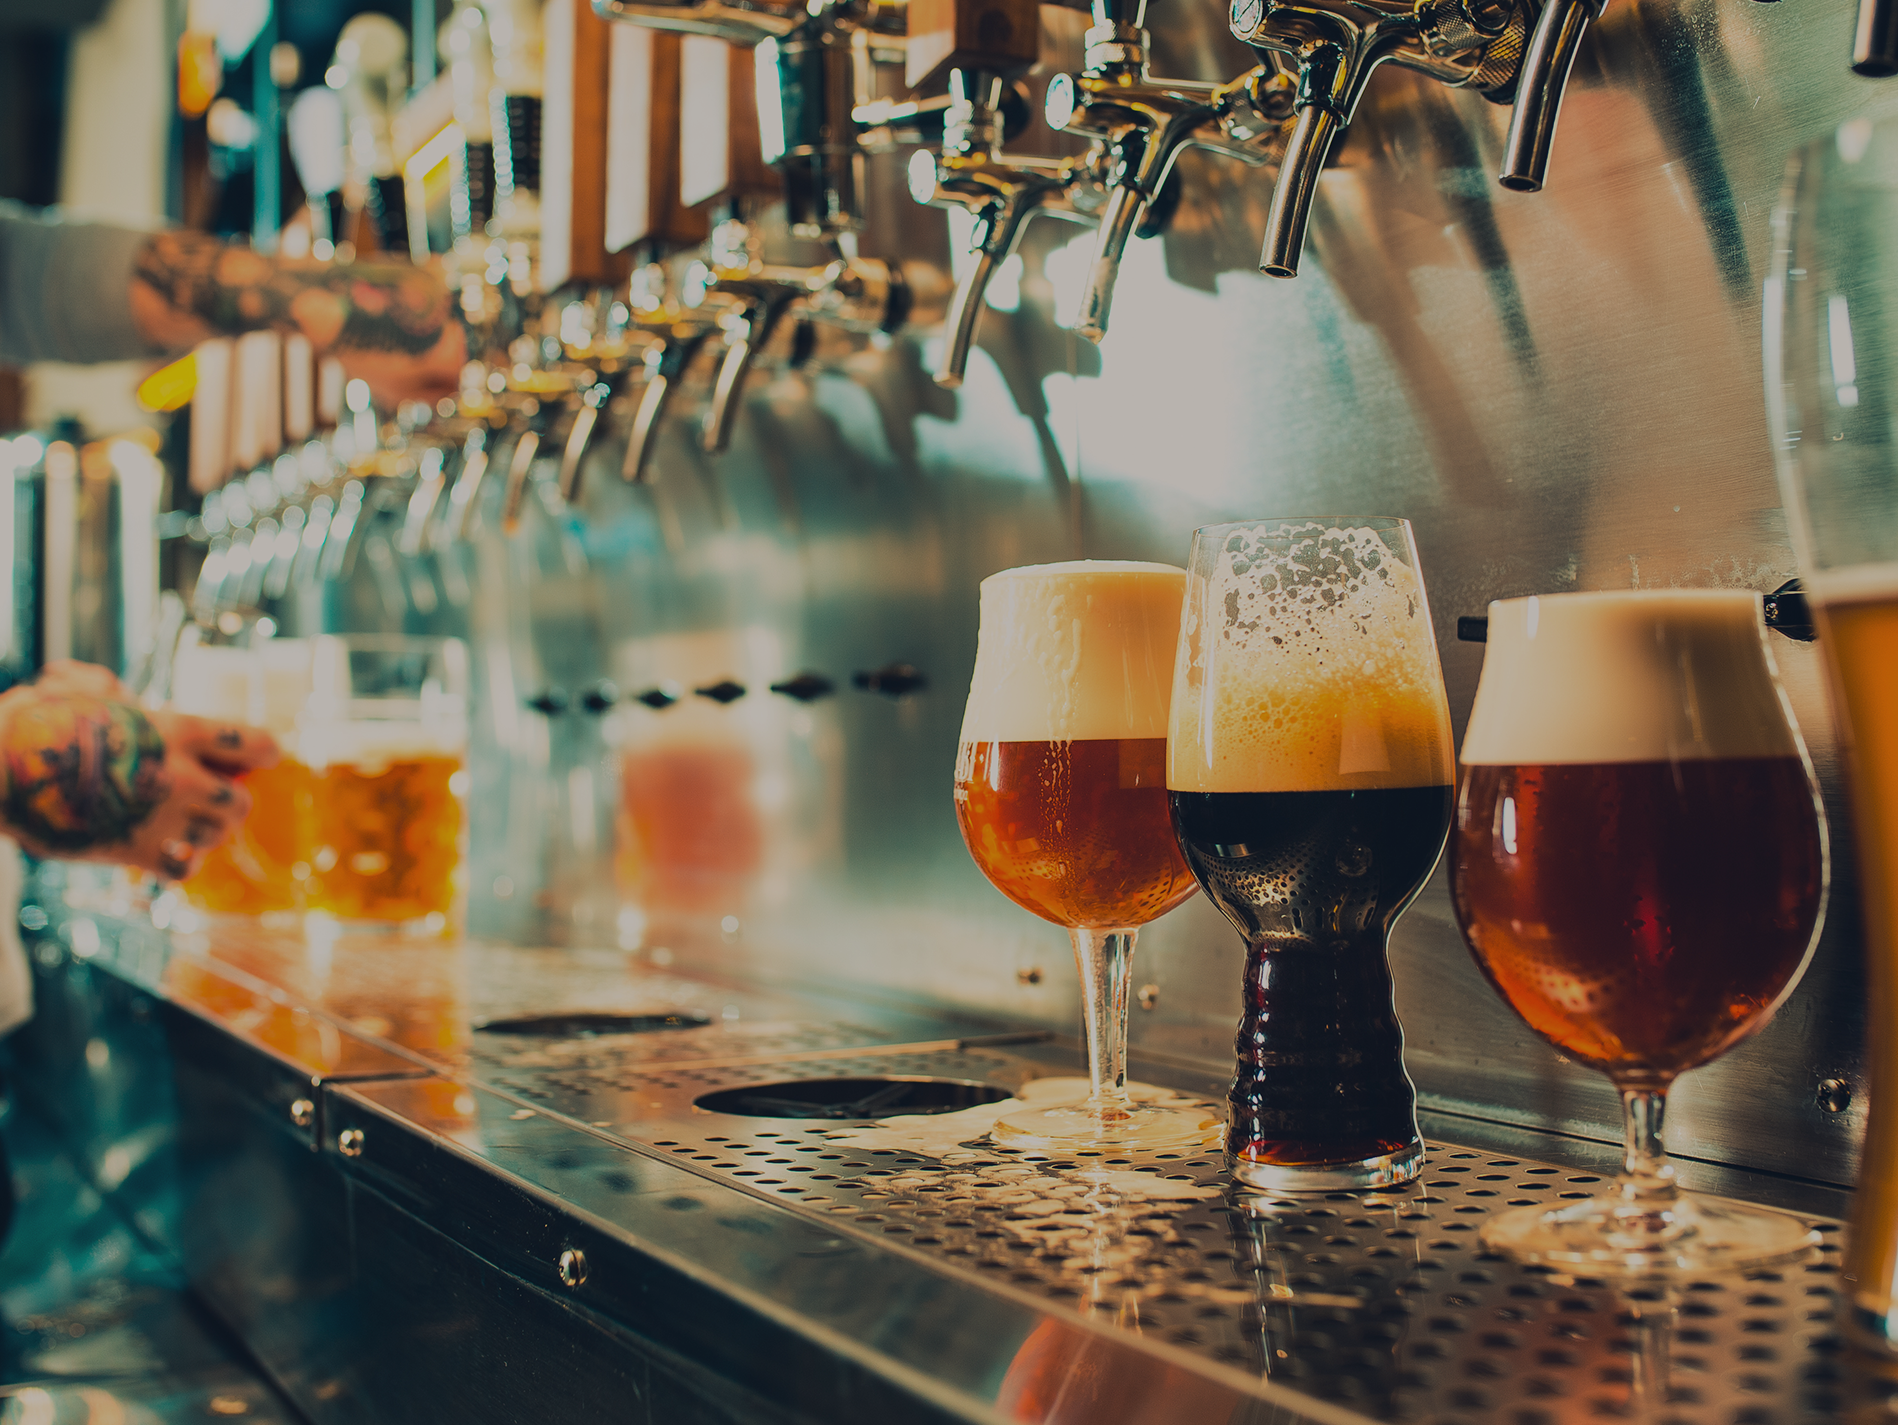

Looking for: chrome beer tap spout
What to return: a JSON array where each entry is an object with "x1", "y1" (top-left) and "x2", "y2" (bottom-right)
[
  {"x1": 909, "y1": 67, "x2": 1107, "y2": 387},
  {"x1": 1230, "y1": 0, "x2": 1528, "y2": 275},
  {"x1": 621, "y1": 262, "x2": 729, "y2": 483},
  {"x1": 1496, "y1": 0, "x2": 1597, "y2": 190},
  {"x1": 1045, "y1": 0, "x2": 1295, "y2": 341}
]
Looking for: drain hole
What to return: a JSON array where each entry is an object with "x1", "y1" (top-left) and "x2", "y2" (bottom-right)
[
  {"x1": 477, "y1": 1012, "x2": 713, "y2": 1036},
  {"x1": 694, "y1": 1077, "x2": 1013, "y2": 1120}
]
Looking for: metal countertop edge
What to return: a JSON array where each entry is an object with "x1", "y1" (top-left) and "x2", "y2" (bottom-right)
[{"x1": 345, "y1": 1070, "x2": 1382, "y2": 1425}]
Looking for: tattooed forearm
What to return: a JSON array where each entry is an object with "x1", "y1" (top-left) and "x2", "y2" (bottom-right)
[
  {"x1": 130, "y1": 230, "x2": 449, "y2": 357},
  {"x1": 0, "y1": 696, "x2": 170, "y2": 852}
]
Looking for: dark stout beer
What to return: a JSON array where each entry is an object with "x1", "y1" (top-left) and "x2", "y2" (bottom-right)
[
  {"x1": 1168, "y1": 518, "x2": 1457, "y2": 1188},
  {"x1": 957, "y1": 737, "x2": 1196, "y2": 928},
  {"x1": 1453, "y1": 759, "x2": 1824, "y2": 1083},
  {"x1": 1171, "y1": 784, "x2": 1451, "y2": 1168}
]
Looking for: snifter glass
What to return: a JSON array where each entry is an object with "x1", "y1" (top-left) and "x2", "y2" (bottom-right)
[
  {"x1": 1768, "y1": 115, "x2": 1898, "y2": 1345},
  {"x1": 1166, "y1": 516, "x2": 1455, "y2": 1192},
  {"x1": 1452, "y1": 591, "x2": 1827, "y2": 1276},
  {"x1": 954, "y1": 561, "x2": 1216, "y2": 1150}
]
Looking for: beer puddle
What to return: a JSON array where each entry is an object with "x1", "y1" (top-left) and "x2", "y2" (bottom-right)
[{"x1": 823, "y1": 1076, "x2": 1222, "y2": 1202}]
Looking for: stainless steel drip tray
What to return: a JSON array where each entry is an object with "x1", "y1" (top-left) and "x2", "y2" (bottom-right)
[{"x1": 470, "y1": 1042, "x2": 1864, "y2": 1425}]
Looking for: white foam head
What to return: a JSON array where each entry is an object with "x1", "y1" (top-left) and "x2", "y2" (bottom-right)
[
  {"x1": 1167, "y1": 519, "x2": 1454, "y2": 792},
  {"x1": 172, "y1": 639, "x2": 313, "y2": 739},
  {"x1": 959, "y1": 561, "x2": 1186, "y2": 744},
  {"x1": 1461, "y1": 590, "x2": 1801, "y2": 765}
]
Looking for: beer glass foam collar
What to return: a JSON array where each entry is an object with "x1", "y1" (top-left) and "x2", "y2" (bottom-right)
[
  {"x1": 1166, "y1": 517, "x2": 1454, "y2": 1192},
  {"x1": 955, "y1": 561, "x2": 1220, "y2": 1151},
  {"x1": 299, "y1": 636, "x2": 471, "y2": 931},
  {"x1": 173, "y1": 639, "x2": 318, "y2": 919},
  {"x1": 1453, "y1": 591, "x2": 1826, "y2": 1276}
]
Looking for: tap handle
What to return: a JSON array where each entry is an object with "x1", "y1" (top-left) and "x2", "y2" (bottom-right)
[
  {"x1": 1856, "y1": 0, "x2": 1898, "y2": 75},
  {"x1": 1498, "y1": 0, "x2": 1602, "y2": 192},
  {"x1": 703, "y1": 292, "x2": 796, "y2": 454},
  {"x1": 1260, "y1": 103, "x2": 1342, "y2": 277}
]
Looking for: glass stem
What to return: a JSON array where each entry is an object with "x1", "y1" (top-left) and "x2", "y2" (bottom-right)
[
  {"x1": 1619, "y1": 1086, "x2": 1680, "y2": 1209},
  {"x1": 1072, "y1": 926, "x2": 1137, "y2": 1117}
]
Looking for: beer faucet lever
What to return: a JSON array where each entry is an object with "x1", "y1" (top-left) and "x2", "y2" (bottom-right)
[
  {"x1": 1047, "y1": 2, "x2": 1293, "y2": 340},
  {"x1": 1231, "y1": 0, "x2": 1528, "y2": 275}
]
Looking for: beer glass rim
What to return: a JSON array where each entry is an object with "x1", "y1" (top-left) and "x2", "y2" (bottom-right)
[
  {"x1": 1190, "y1": 514, "x2": 1412, "y2": 539},
  {"x1": 1484, "y1": 588, "x2": 1761, "y2": 618}
]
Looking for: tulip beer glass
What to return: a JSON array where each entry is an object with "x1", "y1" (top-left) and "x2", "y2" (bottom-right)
[
  {"x1": 1167, "y1": 517, "x2": 1455, "y2": 1191},
  {"x1": 1767, "y1": 115, "x2": 1898, "y2": 1341},
  {"x1": 955, "y1": 561, "x2": 1213, "y2": 1150},
  {"x1": 1453, "y1": 591, "x2": 1826, "y2": 1275}
]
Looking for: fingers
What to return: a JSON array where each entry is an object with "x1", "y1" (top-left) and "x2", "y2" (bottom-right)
[
  {"x1": 150, "y1": 711, "x2": 280, "y2": 772},
  {"x1": 35, "y1": 660, "x2": 130, "y2": 700}
]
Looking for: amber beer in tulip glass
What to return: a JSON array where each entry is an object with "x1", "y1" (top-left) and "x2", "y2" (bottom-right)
[
  {"x1": 300, "y1": 635, "x2": 470, "y2": 932},
  {"x1": 954, "y1": 561, "x2": 1213, "y2": 1150},
  {"x1": 1452, "y1": 591, "x2": 1826, "y2": 1275},
  {"x1": 1166, "y1": 517, "x2": 1455, "y2": 1191}
]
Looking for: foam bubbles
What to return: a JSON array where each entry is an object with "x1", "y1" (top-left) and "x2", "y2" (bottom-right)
[
  {"x1": 960, "y1": 561, "x2": 1186, "y2": 744},
  {"x1": 1167, "y1": 522, "x2": 1453, "y2": 793}
]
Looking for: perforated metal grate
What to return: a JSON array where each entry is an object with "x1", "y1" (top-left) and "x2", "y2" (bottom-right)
[{"x1": 491, "y1": 1045, "x2": 1853, "y2": 1423}]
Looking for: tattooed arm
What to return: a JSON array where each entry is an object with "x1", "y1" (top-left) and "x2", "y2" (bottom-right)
[
  {"x1": 127, "y1": 228, "x2": 466, "y2": 405},
  {"x1": 0, "y1": 670, "x2": 278, "y2": 881}
]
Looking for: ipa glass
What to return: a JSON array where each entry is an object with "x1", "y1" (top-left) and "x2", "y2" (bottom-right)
[
  {"x1": 1767, "y1": 115, "x2": 1898, "y2": 1342},
  {"x1": 300, "y1": 635, "x2": 470, "y2": 932},
  {"x1": 1167, "y1": 517, "x2": 1454, "y2": 1191},
  {"x1": 1453, "y1": 591, "x2": 1826, "y2": 1275},
  {"x1": 955, "y1": 561, "x2": 1213, "y2": 1150}
]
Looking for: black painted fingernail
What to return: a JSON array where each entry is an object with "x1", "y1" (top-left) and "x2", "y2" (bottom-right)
[
  {"x1": 159, "y1": 856, "x2": 189, "y2": 880},
  {"x1": 210, "y1": 785, "x2": 234, "y2": 806},
  {"x1": 185, "y1": 817, "x2": 219, "y2": 846},
  {"x1": 216, "y1": 728, "x2": 243, "y2": 749}
]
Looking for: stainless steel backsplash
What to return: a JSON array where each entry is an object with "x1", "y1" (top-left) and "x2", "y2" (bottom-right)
[{"x1": 374, "y1": 0, "x2": 1898, "y2": 1191}]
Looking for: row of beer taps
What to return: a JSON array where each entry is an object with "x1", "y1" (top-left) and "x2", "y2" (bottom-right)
[{"x1": 195, "y1": 0, "x2": 1844, "y2": 619}]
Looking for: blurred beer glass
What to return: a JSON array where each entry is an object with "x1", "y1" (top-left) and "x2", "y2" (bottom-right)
[
  {"x1": 1768, "y1": 115, "x2": 1898, "y2": 1342},
  {"x1": 1167, "y1": 517, "x2": 1454, "y2": 1191},
  {"x1": 954, "y1": 562, "x2": 1212, "y2": 1150},
  {"x1": 1453, "y1": 591, "x2": 1826, "y2": 1275},
  {"x1": 300, "y1": 635, "x2": 469, "y2": 932},
  {"x1": 173, "y1": 637, "x2": 316, "y2": 916}
]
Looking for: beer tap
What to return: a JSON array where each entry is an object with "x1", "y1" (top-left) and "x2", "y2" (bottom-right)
[
  {"x1": 443, "y1": 5, "x2": 500, "y2": 240},
  {"x1": 1494, "y1": 0, "x2": 1595, "y2": 190},
  {"x1": 1044, "y1": 0, "x2": 1295, "y2": 340},
  {"x1": 902, "y1": 0, "x2": 1108, "y2": 386},
  {"x1": 1227, "y1": 0, "x2": 1529, "y2": 276}
]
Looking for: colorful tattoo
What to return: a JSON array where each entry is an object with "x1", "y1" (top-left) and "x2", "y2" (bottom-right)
[
  {"x1": 2, "y1": 697, "x2": 170, "y2": 852},
  {"x1": 131, "y1": 230, "x2": 449, "y2": 356}
]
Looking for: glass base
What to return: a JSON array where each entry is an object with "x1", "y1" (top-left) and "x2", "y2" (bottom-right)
[
  {"x1": 1229, "y1": 1140, "x2": 1424, "y2": 1192},
  {"x1": 990, "y1": 1100, "x2": 1224, "y2": 1152},
  {"x1": 1480, "y1": 1188, "x2": 1820, "y2": 1279}
]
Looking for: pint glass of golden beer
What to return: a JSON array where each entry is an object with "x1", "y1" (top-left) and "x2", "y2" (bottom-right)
[
  {"x1": 173, "y1": 637, "x2": 316, "y2": 917},
  {"x1": 1768, "y1": 117, "x2": 1898, "y2": 1345},
  {"x1": 299, "y1": 635, "x2": 470, "y2": 932}
]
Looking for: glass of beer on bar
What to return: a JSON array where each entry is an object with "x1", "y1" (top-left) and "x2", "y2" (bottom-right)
[
  {"x1": 300, "y1": 635, "x2": 470, "y2": 933},
  {"x1": 954, "y1": 561, "x2": 1215, "y2": 1150},
  {"x1": 173, "y1": 637, "x2": 316, "y2": 917},
  {"x1": 1767, "y1": 117, "x2": 1898, "y2": 1342},
  {"x1": 1453, "y1": 591, "x2": 1826, "y2": 1275},
  {"x1": 1166, "y1": 517, "x2": 1455, "y2": 1191}
]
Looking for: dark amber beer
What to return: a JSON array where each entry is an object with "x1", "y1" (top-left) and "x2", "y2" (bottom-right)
[
  {"x1": 956, "y1": 737, "x2": 1195, "y2": 929},
  {"x1": 1455, "y1": 760, "x2": 1824, "y2": 1083},
  {"x1": 1167, "y1": 517, "x2": 1455, "y2": 1190}
]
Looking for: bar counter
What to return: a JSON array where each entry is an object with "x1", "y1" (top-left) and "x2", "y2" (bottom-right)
[{"x1": 10, "y1": 864, "x2": 1878, "y2": 1425}]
